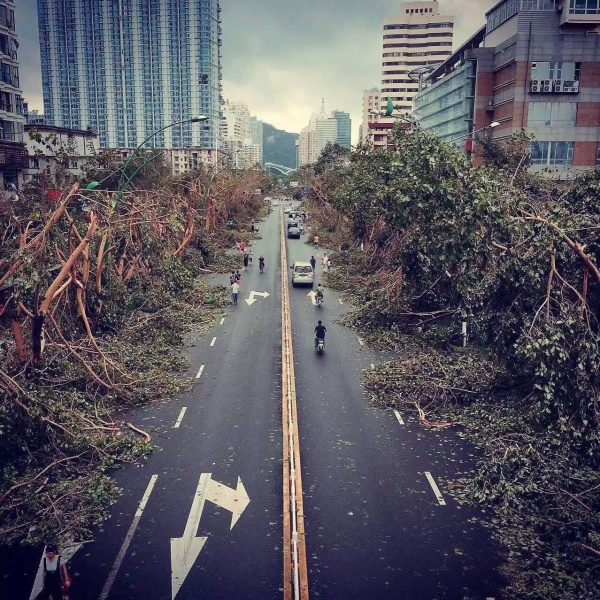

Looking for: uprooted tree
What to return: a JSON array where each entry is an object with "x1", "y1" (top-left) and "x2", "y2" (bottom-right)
[
  {"x1": 300, "y1": 125, "x2": 600, "y2": 599},
  {"x1": 0, "y1": 164, "x2": 270, "y2": 545}
]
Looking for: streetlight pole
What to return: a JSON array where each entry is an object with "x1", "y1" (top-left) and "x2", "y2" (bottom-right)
[
  {"x1": 86, "y1": 115, "x2": 208, "y2": 211},
  {"x1": 446, "y1": 121, "x2": 499, "y2": 144}
]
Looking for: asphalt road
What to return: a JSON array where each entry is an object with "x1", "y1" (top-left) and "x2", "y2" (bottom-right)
[{"x1": 5, "y1": 203, "x2": 502, "y2": 600}]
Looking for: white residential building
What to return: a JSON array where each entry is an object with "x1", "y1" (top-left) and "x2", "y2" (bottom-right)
[
  {"x1": 380, "y1": 1, "x2": 454, "y2": 114},
  {"x1": 220, "y1": 101, "x2": 263, "y2": 168},
  {"x1": 361, "y1": 88, "x2": 382, "y2": 143},
  {"x1": 297, "y1": 99, "x2": 337, "y2": 167},
  {"x1": 24, "y1": 124, "x2": 99, "y2": 182}
]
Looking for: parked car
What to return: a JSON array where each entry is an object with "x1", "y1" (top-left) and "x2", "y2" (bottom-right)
[
  {"x1": 288, "y1": 226, "x2": 301, "y2": 239},
  {"x1": 290, "y1": 261, "x2": 314, "y2": 287}
]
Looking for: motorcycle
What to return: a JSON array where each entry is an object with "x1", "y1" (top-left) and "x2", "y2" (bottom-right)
[
  {"x1": 316, "y1": 290, "x2": 324, "y2": 307},
  {"x1": 316, "y1": 338, "x2": 325, "y2": 355}
]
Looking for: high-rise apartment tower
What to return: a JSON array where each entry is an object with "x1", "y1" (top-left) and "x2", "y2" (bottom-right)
[
  {"x1": 381, "y1": 1, "x2": 453, "y2": 114},
  {"x1": 37, "y1": 0, "x2": 222, "y2": 150},
  {"x1": 0, "y1": 0, "x2": 26, "y2": 188}
]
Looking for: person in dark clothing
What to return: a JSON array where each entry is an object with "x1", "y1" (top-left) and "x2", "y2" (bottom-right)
[
  {"x1": 310, "y1": 256, "x2": 316, "y2": 271},
  {"x1": 43, "y1": 544, "x2": 69, "y2": 600},
  {"x1": 314, "y1": 320, "x2": 327, "y2": 347},
  {"x1": 243, "y1": 252, "x2": 249, "y2": 269}
]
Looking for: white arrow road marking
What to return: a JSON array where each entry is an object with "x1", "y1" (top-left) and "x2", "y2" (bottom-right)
[
  {"x1": 29, "y1": 541, "x2": 83, "y2": 600},
  {"x1": 425, "y1": 471, "x2": 446, "y2": 506},
  {"x1": 394, "y1": 410, "x2": 404, "y2": 425},
  {"x1": 170, "y1": 474, "x2": 250, "y2": 599},
  {"x1": 99, "y1": 474, "x2": 158, "y2": 600},
  {"x1": 245, "y1": 290, "x2": 270, "y2": 305},
  {"x1": 195, "y1": 364, "x2": 205, "y2": 379},
  {"x1": 307, "y1": 290, "x2": 317, "y2": 305},
  {"x1": 173, "y1": 407, "x2": 187, "y2": 428},
  {"x1": 204, "y1": 476, "x2": 250, "y2": 530}
]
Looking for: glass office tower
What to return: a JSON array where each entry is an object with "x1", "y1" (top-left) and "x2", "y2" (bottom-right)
[
  {"x1": 332, "y1": 110, "x2": 351, "y2": 148},
  {"x1": 37, "y1": 0, "x2": 222, "y2": 149}
]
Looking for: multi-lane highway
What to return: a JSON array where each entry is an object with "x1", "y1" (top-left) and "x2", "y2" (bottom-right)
[{"x1": 13, "y1": 205, "x2": 501, "y2": 599}]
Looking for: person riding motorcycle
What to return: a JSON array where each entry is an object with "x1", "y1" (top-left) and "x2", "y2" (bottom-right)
[
  {"x1": 314, "y1": 320, "x2": 327, "y2": 348},
  {"x1": 315, "y1": 283, "x2": 324, "y2": 304}
]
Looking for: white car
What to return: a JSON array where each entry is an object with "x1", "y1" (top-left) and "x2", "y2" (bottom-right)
[
  {"x1": 291, "y1": 261, "x2": 315, "y2": 287},
  {"x1": 284, "y1": 207, "x2": 291, "y2": 214}
]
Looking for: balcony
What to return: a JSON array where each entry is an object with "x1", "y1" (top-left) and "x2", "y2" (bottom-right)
[
  {"x1": 0, "y1": 140, "x2": 27, "y2": 170},
  {"x1": 560, "y1": 0, "x2": 600, "y2": 25}
]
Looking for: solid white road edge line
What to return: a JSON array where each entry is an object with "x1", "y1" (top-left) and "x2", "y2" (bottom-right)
[
  {"x1": 394, "y1": 410, "x2": 405, "y2": 425},
  {"x1": 195, "y1": 364, "x2": 205, "y2": 379},
  {"x1": 173, "y1": 407, "x2": 187, "y2": 428},
  {"x1": 210, "y1": 337, "x2": 217, "y2": 347},
  {"x1": 424, "y1": 471, "x2": 447, "y2": 506},
  {"x1": 99, "y1": 474, "x2": 158, "y2": 600}
]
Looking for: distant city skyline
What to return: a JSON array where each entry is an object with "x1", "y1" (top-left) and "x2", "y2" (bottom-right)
[{"x1": 16, "y1": 0, "x2": 499, "y2": 143}]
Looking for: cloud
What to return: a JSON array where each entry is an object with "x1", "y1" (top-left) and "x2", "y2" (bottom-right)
[{"x1": 18, "y1": 0, "x2": 499, "y2": 142}]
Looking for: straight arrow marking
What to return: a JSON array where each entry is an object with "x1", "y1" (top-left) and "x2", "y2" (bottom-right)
[{"x1": 171, "y1": 474, "x2": 210, "y2": 600}]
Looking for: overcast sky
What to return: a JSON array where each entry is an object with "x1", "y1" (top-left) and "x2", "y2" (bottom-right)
[{"x1": 17, "y1": 0, "x2": 498, "y2": 142}]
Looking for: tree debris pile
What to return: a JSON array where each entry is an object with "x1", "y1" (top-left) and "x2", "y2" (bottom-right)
[
  {"x1": 0, "y1": 166, "x2": 271, "y2": 546},
  {"x1": 299, "y1": 127, "x2": 600, "y2": 598}
]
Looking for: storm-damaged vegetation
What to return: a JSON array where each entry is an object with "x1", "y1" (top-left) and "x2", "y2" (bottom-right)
[
  {"x1": 301, "y1": 132, "x2": 600, "y2": 599},
  {"x1": 0, "y1": 152, "x2": 271, "y2": 546}
]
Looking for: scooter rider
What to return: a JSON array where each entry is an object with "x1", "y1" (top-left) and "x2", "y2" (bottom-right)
[
  {"x1": 316, "y1": 283, "x2": 324, "y2": 303},
  {"x1": 314, "y1": 320, "x2": 327, "y2": 347}
]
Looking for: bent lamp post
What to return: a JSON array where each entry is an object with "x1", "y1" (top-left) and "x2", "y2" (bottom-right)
[
  {"x1": 447, "y1": 121, "x2": 500, "y2": 145},
  {"x1": 86, "y1": 115, "x2": 208, "y2": 211}
]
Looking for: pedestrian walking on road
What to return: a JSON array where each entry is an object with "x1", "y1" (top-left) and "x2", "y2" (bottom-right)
[
  {"x1": 249, "y1": 249, "x2": 253, "y2": 265},
  {"x1": 235, "y1": 270, "x2": 242, "y2": 284},
  {"x1": 231, "y1": 281, "x2": 240, "y2": 305},
  {"x1": 310, "y1": 256, "x2": 316, "y2": 272},
  {"x1": 43, "y1": 545, "x2": 70, "y2": 600},
  {"x1": 326, "y1": 257, "x2": 331, "y2": 273},
  {"x1": 322, "y1": 253, "x2": 328, "y2": 272},
  {"x1": 229, "y1": 272, "x2": 236, "y2": 285},
  {"x1": 243, "y1": 251, "x2": 249, "y2": 270}
]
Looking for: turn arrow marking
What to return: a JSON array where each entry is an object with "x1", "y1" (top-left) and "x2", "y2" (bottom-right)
[
  {"x1": 245, "y1": 290, "x2": 270, "y2": 305},
  {"x1": 170, "y1": 473, "x2": 251, "y2": 599}
]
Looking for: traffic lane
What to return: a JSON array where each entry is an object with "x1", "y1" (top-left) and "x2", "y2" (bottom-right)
[
  {"x1": 65, "y1": 213, "x2": 284, "y2": 600},
  {"x1": 286, "y1": 242, "x2": 500, "y2": 599}
]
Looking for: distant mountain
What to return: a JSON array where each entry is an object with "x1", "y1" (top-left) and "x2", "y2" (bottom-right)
[{"x1": 263, "y1": 123, "x2": 298, "y2": 170}]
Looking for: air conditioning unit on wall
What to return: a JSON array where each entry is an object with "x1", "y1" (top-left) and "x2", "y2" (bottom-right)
[
  {"x1": 530, "y1": 79, "x2": 540, "y2": 92},
  {"x1": 541, "y1": 80, "x2": 552, "y2": 92},
  {"x1": 563, "y1": 80, "x2": 580, "y2": 93},
  {"x1": 554, "y1": 80, "x2": 563, "y2": 92}
]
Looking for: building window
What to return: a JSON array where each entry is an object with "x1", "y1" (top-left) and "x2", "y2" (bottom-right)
[
  {"x1": 528, "y1": 102, "x2": 577, "y2": 126},
  {"x1": 530, "y1": 141, "x2": 574, "y2": 165},
  {"x1": 569, "y1": 0, "x2": 600, "y2": 14},
  {"x1": 531, "y1": 61, "x2": 581, "y2": 81}
]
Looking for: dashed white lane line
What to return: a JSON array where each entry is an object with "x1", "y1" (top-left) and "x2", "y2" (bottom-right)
[
  {"x1": 99, "y1": 474, "x2": 158, "y2": 600},
  {"x1": 393, "y1": 410, "x2": 405, "y2": 425},
  {"x1": 195, "y1": 364, "x2": 205, "y2": 379},
  {"x1": 425, "y1": 471, "x2": 446, "y2": 506},
  {"x1": 210, "y1": 337, "x2": 217, "y2": 347},
  {"x1": 173, "y1": 407, "x2": 187, "y2": 428},
  {"x1": 220, "y1": 317, "x2": 225, "y2": 325}
]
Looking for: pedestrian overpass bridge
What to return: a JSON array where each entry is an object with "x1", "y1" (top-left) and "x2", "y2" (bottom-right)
[{"x1": 264, "y1": 162, "x2": 295, "y2": 176}]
